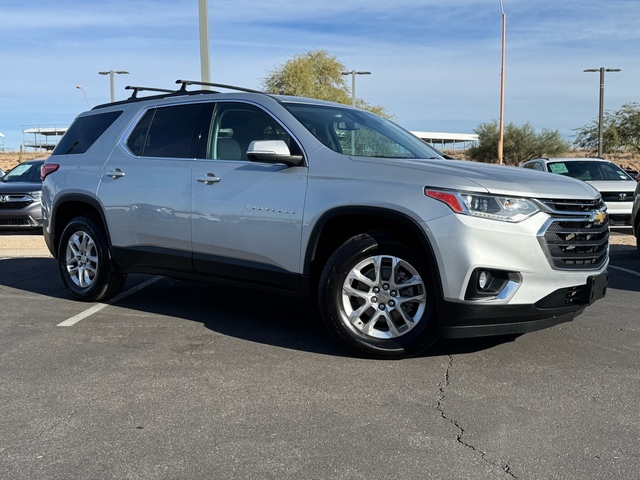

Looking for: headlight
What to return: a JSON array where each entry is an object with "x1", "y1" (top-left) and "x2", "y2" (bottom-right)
[
  {"x1": 425, "y1": 189, "x2": 540, "y2": 223},
  {"x1": 29, "y1": 191, "x2": 42, "y2": 201}
]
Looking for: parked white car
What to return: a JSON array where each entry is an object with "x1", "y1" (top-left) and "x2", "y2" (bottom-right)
[{"x1": 521, "y1": 157, "x2": 636, "y2": 230}]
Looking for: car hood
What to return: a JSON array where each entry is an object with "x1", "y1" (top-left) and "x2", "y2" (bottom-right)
[
  {"x1": 371, "y1": 158, "x2": 600, "y2": 199},
  {"x1": 0, "y1": 181, "x2": 42, "y2": 194},
  {"x1": 585, "y1": 179, "x2": 636, "y2": 193}
]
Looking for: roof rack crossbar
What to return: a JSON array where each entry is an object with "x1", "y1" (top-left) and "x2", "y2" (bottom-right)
[
  {"x1": 175, "y1": 79, "x2": 264, "y2": 94},
  {"x1": 125, "y1": 85, "x2": 175, "y2": 99}
]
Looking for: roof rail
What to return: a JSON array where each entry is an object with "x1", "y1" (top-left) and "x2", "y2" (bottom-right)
[
  {"x1": 125, "y1": 85, "x2": 175, "y2": 99},
  {"x1": 175, "y1": 79, "x2": 264, "y2": 94},
  {"x1": 92, "y1": 79, "x2": 269, "y2": 110}
]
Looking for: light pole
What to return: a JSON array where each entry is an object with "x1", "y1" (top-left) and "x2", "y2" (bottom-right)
[
  {"x1": 341, "y1": 70, "x2": 371, "y2": 155},
  {"x1": 198, "y1": 0, "x2": 211, "y2": 88},
  {"x1": 98, "y1": 70, "x2": 130, "y2": 102},
  {"x1": 583, "y1": 67, "x2": 620, "y2": 157},
  {"x1": 341, "y1": 70, "x2": 371, "y2": 107},
  {"x1": 76, "y1": 85, "x2": 91, "y2": 109},
  {"x1": 498, "y1": 0, "x2": 506, "y2": 165}
]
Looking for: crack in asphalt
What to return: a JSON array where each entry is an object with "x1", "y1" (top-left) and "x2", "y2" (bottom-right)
[{"x1": 437, "y1": 355, "x2": 518, "y2": 479}]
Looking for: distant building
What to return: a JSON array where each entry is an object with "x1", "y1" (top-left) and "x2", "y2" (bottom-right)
[
  {"x1": 17, "y1": 126, "x2": 478, "y2": 153},
  {"x1": 411, "y1": 131, "x2": 478, "y2": 151},
  {"x1": 22, "y1": 126, "x2": 68, "y2": 151}
]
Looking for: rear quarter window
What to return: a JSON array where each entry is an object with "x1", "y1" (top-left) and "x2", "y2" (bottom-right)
[{"x1": 52, "y1": 111, "x2": 122, "y2": 155}]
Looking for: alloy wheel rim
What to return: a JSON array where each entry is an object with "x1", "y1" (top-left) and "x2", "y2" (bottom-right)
[
  {"x1": 340, "y1": 255, "x2": 427, "y2": 339},
  {"x1": 65, "y1": 231, "x2": 99, "y2": 289}
]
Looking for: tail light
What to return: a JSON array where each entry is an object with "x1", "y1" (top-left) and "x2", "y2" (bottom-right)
[{"x1": 41, "y1": 163, "x2": 60, "y2": 180}]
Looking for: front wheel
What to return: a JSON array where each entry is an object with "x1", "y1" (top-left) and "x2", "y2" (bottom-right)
[
  {"x1": 58, "y1": 216, "x2": 127, "y2": 302},
  {"x1": 318, "y1": 232, "x2": 439, "y2": 359}
]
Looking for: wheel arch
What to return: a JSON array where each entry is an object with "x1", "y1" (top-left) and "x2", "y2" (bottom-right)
[
  {"x1": 49, "y1": 194, "x2": 111, "y2": 258},
  {"x1": 304, "y1": 207, "x2": 443, "y2": 299}
]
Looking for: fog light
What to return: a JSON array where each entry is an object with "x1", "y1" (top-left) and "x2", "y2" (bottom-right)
[{"x1": 478, "y1": 270, "x2": 492, "y2": 290}]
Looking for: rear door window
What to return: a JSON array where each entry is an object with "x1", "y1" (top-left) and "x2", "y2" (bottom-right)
[{"x1": 127, "y1": 103, "x2": 209, "y2": 158}]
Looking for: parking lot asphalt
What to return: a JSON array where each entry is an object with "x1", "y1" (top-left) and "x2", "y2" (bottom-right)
[{"x1": 1, "y1": 231, "x2": 639, "y2": 479}]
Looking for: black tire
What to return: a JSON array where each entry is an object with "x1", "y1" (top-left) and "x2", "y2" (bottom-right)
[
  {"x1": 58, "y1": 215, "x2": 127, "y2": 302},
  {"x1": 318, "y1": 232, "x2": 439, "y2": 359}
]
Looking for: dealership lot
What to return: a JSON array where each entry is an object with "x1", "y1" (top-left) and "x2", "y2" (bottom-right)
[{"x1": 1, "y1": 234, "x2": 639, "y2": 479}]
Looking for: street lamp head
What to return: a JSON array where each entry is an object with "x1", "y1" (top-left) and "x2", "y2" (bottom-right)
[{"x1": 584, "y1": 68, "x2": 621, "y2": 73}]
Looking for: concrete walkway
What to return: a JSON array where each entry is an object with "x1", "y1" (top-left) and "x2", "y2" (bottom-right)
[{"x1": 0, "y1": 234, "x2": 52, "y2": 258}]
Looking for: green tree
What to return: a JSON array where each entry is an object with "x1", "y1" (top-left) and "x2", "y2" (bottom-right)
[
  {"x1": 262, "y1": 50, "x2": 390, "y2": 117},
  {"x1": 468, "y1": 121, "x2": 571, "y2": 165},
  {"x1": 573, "y1": 112, "x2": 622, "y2": 155},
  {"x1": 574, "y1": 102, "x2": 640, "y2": 155},
  {"x1": 616, "y1": 102, "x2": 640, "y2": 154}
]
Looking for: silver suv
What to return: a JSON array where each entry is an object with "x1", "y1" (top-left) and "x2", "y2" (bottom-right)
[{"x1": 41, "y1": 81, "x2": 609, "y2": 358}]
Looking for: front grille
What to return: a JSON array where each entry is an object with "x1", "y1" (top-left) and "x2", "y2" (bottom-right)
[
  {"x1": 537, "y1": 198, "x2": 604, "y2": 213},
  {"x1": 0, "y1": 218, "x2": 31, "y2": 226},
  {"x1": 0, "y1": 193, "x2": 35, "y2": 210},
  {"x1": 0, "y1": 200, "x2": 33, "y2": 210},
  {"x1": 537, "y1": 198, "x2": 609, "y2": 270},
  {"x1": 600, "y1": 191, "x2": 634, "y2": 202}
]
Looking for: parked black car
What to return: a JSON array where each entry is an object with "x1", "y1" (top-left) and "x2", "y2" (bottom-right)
[{"x1": 0, "y1": 159, "x2": 45, "y2": 229}]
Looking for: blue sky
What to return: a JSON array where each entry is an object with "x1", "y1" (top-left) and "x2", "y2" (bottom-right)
[{"x1": 1, "y1": 0, "x2": 639, "y2": 150}]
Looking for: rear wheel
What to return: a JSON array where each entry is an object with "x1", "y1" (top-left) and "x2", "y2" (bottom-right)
[
  {"x1": 318, "y1": 232, "x2": 439, "y2": 359},
  {"x1": 58, "y1": 216, "x2": 127, "y2": 302}
]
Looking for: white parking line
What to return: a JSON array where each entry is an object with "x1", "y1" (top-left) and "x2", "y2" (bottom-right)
[
  {"x1": 609, "y1": 265, "x2": 640, "y2": 278},
  {"x1": 57, "y1": 276, "x2": 163, "y2": 327}
]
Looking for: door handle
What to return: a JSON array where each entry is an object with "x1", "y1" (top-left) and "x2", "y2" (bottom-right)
[
  {"x1": 106, "y1": 169, "x2": 125, "y2": 179},
  {"x1": 196, "y1": 173, "x2": 221, "y2": 185}
]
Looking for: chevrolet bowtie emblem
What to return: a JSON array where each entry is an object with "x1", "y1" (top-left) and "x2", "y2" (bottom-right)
[{"x1": 593, "y1": 211, "x2": 607, "y2": 225}]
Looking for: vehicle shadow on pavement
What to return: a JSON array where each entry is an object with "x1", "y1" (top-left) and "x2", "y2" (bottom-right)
[{"x1": 0, "y1": 257, "x2": 524, "y2": 359}]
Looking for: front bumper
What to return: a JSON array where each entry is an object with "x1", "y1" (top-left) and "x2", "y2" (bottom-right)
[
  {"x1": 438, "y1": 271, "x2": 608, "y2": 338},
  {"x1": 0, "y1": 209, "x2": 43, "y2": 228}
]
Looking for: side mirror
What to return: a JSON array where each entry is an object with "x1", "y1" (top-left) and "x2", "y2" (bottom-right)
[{"x1": 246, "y1": 140, "x2": 303, "y2": 167}]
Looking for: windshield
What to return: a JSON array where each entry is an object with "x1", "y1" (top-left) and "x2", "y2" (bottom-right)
[
  {"x1": 1, "y1": 161, "x2": 44, "y2": 183},
  {"x1": 283, "y1": 102, "x2": 444, "y2": 160},
  {"x1": 548, "y1": 160, "x2": 634, "y2": 181}
]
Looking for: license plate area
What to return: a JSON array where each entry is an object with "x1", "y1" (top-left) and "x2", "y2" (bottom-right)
[{"x1": 581, "y1": 272, "x2": 608, "y2": 305}]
